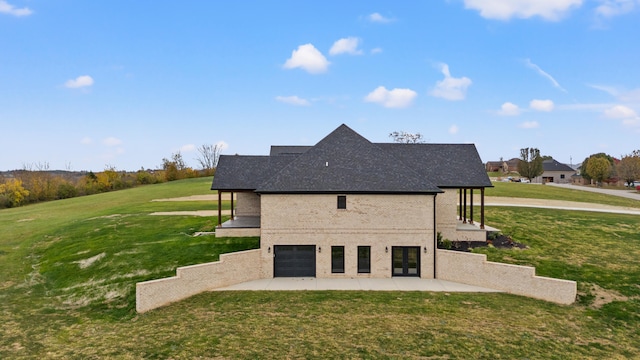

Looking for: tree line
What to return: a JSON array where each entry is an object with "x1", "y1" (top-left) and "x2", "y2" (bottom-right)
[{"x1": 0, "y1": 144, "x2": 222, "y2": 209}]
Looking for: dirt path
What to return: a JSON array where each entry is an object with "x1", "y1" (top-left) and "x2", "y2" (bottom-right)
[
  {"x1": 151, "y1": 194, "x2": 228, "y2": 202},
  {"x1": 477, "y1": 196, "x2": 640, "y2": 215}
]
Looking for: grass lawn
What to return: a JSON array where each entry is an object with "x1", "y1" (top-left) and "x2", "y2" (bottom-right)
[
  {"x1": 486, "y1": 181, "x2": 640, "y2": 209},
  {"x1": 1, "y1": 177, "x2": 640, "y2": 358}
]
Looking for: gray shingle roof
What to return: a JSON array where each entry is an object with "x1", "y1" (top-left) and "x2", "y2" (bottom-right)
[
  {"x1": 375, "y1": 143, "x2": 493, "y2": 188},
  {"x1": 211, "y1": 124, "x2": 492, "y2": 193},
  {"x1": 257, "y1": 124, "x2": 441, "y2": 193},
  {"x1": 211, "y1": 155, "x2": 295, "y2": 190},
  {"x1": 270, "y1": 146, "x2": 312, "y2": 156},
  {"x1": 542, "y1": 159, "x2": 575, "y2": 172}
]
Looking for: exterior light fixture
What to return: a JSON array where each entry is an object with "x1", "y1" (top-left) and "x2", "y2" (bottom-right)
[
  {"x1": 318, "y1": 247, "x2": 321, "y2": 253},
  {"x1": 385, "y1": 246, "x2": 388, "y2": 253},
  {"x1": 424, "y1": 247, "x2": 427, "y2": 253},
  {"x1": 268, "y1": 247, "x2": 271, "y2": 253}
]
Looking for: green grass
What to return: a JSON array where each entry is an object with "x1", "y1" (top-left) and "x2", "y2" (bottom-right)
[
  {"x1": 1, "y1": 177, "x2": 640, "y2": 358},
  {"x1": 486, "y1": 181, "x2": 640, "y2": 209}
]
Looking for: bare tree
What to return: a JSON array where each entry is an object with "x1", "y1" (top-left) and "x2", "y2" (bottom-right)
[
  {"x1": 196, "y1": 144, "x2": 222, "y2": 171},
  {"x1": 389, "y1": 131, "x2": 425, "y2": 144},
  {"x1": 517, "y1": 147, "x2": 543, "y2": 181}
]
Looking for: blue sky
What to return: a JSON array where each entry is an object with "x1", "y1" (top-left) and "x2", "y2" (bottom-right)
[{"x1": 1, "y1": 0, "x2": 639, "y2": 171}]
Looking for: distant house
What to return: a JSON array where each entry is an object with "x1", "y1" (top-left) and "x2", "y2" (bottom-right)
[
  {"x1": 485, "y1": 158, "x2": 520, "y2": 173},
  {"x1": 533, "y1": 159, "x2": 575, "y2": 184}
]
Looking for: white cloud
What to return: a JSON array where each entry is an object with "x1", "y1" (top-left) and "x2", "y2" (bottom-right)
[
  {"x1": 329, "y1": 37, "x2": 363, "y2": 56},
  {"x1": 103, "y1": 137, "x2": 122, "y2": 147},
  {"x1": 498, "y1": 102, "x2": 521, "y2": 116},
  {"x1": 590, "y1": 84, "x2": 640, "y2": 102},
  {"x1": 364, "y1": 86, "x2": 417, "y2": 108},
  {"x1": 65, "y1": 75, "x2": 94, "y2": 89},
  {"x1": 275, "y1": 95, "x2": 311, "y2": 106},
  {"x1": 371, "y1": 47, "x2": 383, "y2": 54},
  {"x1": 429, "y1": 64, "x2": 472, "y2": 101},
  {"x1": 530, "y1": 99, "x2": 555, "y2": 112},
  {"x1": 595, "y1": 0, "x2": 639, "y2": 18},
  {"x1": 449, "y1": 125, "x2": 460, "y2": 135},
  {"x1": 524, "y1": 59, "x2": 566, "y2": 92},
  {"x1": 368, "y1": 12, "x2": 394, "y2": 23},
  {"x1": 604, "y1": 105, "x2": 638, "y2": 119},
  {"x1": 180, "y1": 144, "x2": 196, "y2": 152},
  {"x1": 80, "y1": 137, "x2": 93, "y2": 145},
  {"x1": 463, "y1": 0, "x2": 583, "y2": 21},
  {"x1": 283, "y1": 44, "x2": 330, "y2": 74},
  {"x1": 520, "y1": 121, "x2": 540, "y2": 129},
  {"x1": 0, "y1": 0, "x2": 32, "y2": 16}
]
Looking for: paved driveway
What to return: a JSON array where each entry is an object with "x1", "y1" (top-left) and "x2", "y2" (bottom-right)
[{"x1": 548, "y1": 183, "x2": 640, "y2": 201}]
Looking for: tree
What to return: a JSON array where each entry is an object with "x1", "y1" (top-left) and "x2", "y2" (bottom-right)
[
  {"x1": 580, "y1": 153, "x2": 616, "y2": 182},
  {"x1": 585, "y1": 156, "x2": 612, "y2": 186},
  {"x1": 196, "y1": 143, "x2": 222, "y2": 175},
  {"x1": 617, "y1": 150, "x2": 640, "y2": 187},
  {"x1": 162, "y1": 151, "x2": 189, "y2": 181},
  {"x1": 0, "y1": 178, "x2": 30, "y2": 208},
  {"x1": 389, "y1": 131, "x2": 425, "y2": 144},
  {"x1": 517, "y1": 147, "x2": 543, "y2": 181}
]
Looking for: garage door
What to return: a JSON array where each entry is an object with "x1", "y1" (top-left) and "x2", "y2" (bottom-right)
[{"x1": 274, "y1": 245, "x2": 316, "y2": 277}]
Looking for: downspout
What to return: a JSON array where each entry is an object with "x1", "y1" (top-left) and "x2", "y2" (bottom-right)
[
  {"x1": 433, "y1": 193, "x2": 437, "y2": 279},
  {"x1": 217, "y1": 191, "x2": 222, "y2": 227}
]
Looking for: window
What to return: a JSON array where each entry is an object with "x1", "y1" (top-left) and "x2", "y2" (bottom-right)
[
  {"x1": 357, "y1": 246, "x2": 371, "y2": 273},
  {"x1": 337, "y1": 195, "x2": 346, "y2": 209},
  {"x1": 331, "y1": 246, "x2": 344, "y2": 273},
  {"x1": 560, "y1": 174, "x2": 565, "y2": 179}
]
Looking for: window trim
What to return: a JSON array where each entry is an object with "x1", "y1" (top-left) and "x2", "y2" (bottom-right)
[
  {"x1": 331, "y1": 246, "x2": 345, "y2": 274},
  {"x1": 357, "y1": 246, "x2": 371, "y2": 274}
]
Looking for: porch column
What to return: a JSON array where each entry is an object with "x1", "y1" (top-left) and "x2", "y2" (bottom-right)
[
  {"x1": 480, "y1": 188, "x2": 485, "y2": 229},
  {"x1": 469, "y1": 189, "x2": 474, "y2": 224},
  {"x1": 217, "y1": 191, "x2": 222, "y2": 227},
  {"x1": 230, "y1": 191, "x2": 234, "y2": 220},
  {"x1": 463, "y1": 189, "x2": 467, "y2": 224},
  {"x1": 459, "y1": 189, "x2": 463, "y2": 221}
]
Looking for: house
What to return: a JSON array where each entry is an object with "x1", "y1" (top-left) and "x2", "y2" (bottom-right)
[
  {"x1": 485, "y1": 158, "x2": 520, "y2": 173},
  {"x1": 135, "y1": 124, "x2": 577, "y2": 312},
  {"x1": 211, "y1": 124, "x2": 492, "y2": 278},
  {"x1": 533, "y1": 159, "x2": 575, "y2": 184}
]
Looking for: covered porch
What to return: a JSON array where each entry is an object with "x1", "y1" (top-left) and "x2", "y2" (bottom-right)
[
  {"x1": 215, "y1": 190, "x2": 261, "y2": 237},
  {"x1": 457, "y1": 187, "x2": 487, "y2": 229}
]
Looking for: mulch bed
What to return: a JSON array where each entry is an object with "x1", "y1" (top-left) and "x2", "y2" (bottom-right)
[{"x1": 447, "y1": 234, "x2": 528, "y2": 252}]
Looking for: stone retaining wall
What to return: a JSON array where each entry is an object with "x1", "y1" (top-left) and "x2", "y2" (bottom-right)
[
  {"x1": 436, "y1": 250, "x2": 576, "y2": 305},
  {"x1": 136, "y1": 249, "x2": 262, "y2": 313}
]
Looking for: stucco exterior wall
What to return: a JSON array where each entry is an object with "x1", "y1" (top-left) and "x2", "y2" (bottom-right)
[
  {"x1": 260, "y1": 194, "x2": 436, "y2": 279},
  {"x1": 136, "y1": 249, "x2": 262, "y2": 313},
  {"x1": 436, "y1": 250, "x2": 576, "y2": 304},
  {"x1": 235, "y1": 192, "x2": 260, "y2": 217}
]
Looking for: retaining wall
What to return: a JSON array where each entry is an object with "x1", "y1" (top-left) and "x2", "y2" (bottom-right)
[
  {"x1": 136, "y1": 249, "x2": 262, "y2": 313},
  {"x1": 436, "y1": 250, "x2": 576, "y2": 305}
]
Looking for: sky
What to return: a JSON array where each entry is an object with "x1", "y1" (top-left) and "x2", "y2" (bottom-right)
[{"x1": 1, "y1": 0, "x2": 639, "y2": 172}]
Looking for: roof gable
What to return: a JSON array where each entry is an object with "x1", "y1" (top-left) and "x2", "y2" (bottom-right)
[{"x1": 257, "y1": 124, "x2": 441, "y2": 193}]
